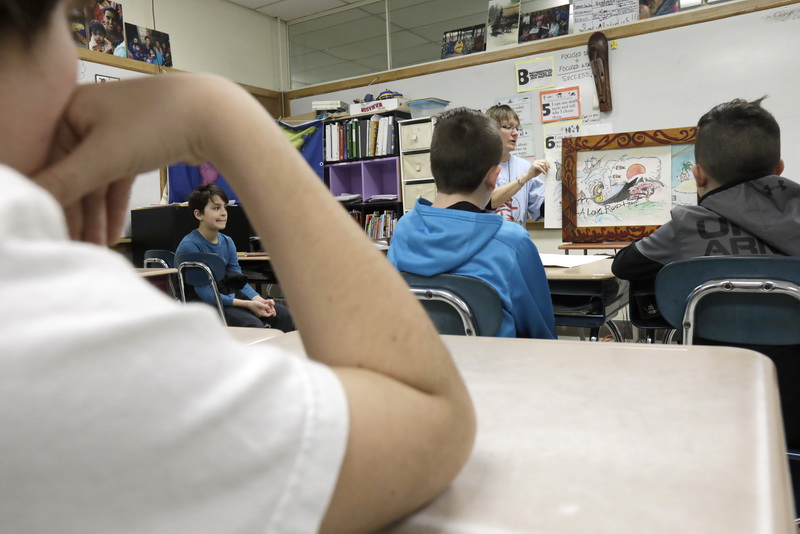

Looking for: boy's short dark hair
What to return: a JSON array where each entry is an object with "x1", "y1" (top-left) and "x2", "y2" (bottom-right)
[
  {"x1": 484, "y1": 104, "x2": 520, "y2": 127},
  {"x1": 188, "y1": 184, "x2": 228, "y2": 216},
  {"x1": 0, "y1": 0, "x2": 61, "y2": 40},
  {"x1": 695, "y1": 97, "x2": 781, "y2": 185},
  {"x1": 430, "y1": 107, "x2": 502, "y2": 195},
  {"x1": 89, "y1": 19, "x2": 105, "y2": 36}
]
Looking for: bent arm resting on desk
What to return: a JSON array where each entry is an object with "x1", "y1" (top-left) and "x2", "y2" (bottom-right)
[{"x1": 33, "y1": 74, "x2": 476, "y2": 534}]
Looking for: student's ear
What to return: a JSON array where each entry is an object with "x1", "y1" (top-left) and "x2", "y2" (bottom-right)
[
  {"x1": 193, "y1": 208, "x2": 202, "y2": 221},
  {"x1": 691, "y1": 164, "x2": 708, "y2": 189},
  {"x1": 486, "y1": 165, "x2": 501, "y2": 189},
  {"x1": 775, "y1": 158, "x2": 785, "y2": 176}
]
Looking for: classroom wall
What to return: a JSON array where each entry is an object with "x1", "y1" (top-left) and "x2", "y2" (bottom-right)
[
  {"x1": 119, "y1": 0, "x2": 284, "y2": 89},
  {"x1": 288, "y1": 2, "x2": 800, "y2": 252}
]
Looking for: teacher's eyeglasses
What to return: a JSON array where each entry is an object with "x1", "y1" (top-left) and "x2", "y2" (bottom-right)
[{"x1": 500, "y1": 125, "x2": 523, "y2": 133}]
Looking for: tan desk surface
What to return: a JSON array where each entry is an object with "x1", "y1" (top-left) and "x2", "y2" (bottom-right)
[
  {"x1": 545, "y1": 257, "x2": 616, "y2": 280},
  {"x1": 263, "y1": 332, "x2": 794, "y2": 534},
  {"x1": 559, "y1": 242, "x2": 630, "y2": 251},
  {"x1": 135, "y1": 267, "x2": 178, "y2": 278},
  {"x1": 226, "y1": 326, "x2": 284, "y2": 345},
  {"x1": 236, "y1": 253, "x2": 272, "y2": 262}
]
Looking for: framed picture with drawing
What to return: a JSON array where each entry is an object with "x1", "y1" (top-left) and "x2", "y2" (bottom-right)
[{"x1": 561, "y1": 127, "x2": 698, "y2": 243}]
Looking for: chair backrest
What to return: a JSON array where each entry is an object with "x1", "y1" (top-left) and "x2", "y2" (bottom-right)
[
  {"x1": 400, "y1": 272, "x2": 503, "y2": 336},
  {"x1": 655, "y1": 256, "x2": 800, "y2": 345},
  {"x1": 143, "y1": 249, "x2": 175, "y2": 268},
  {"x1": 175, "y1": 252, "x2": 228, "y2": 324},
  {"x1": 143, "y1": 249, "x2": 181, "y2": 300}
]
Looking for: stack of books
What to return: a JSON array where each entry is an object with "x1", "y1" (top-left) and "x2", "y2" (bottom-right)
[{"x1": 325, "y1": 115, "x2": 397, "y2": 162}]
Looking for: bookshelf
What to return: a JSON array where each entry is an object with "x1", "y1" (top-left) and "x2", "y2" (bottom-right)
[
  {"x1": 398, "y1": 116, "x2": 438, "y2": 212},
  {"x1": 323, "y1": 109, "x2": 409, "y2": 239}
]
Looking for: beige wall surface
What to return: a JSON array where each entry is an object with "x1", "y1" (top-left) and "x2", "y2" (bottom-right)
[{"x1": 120, "y1": 0, "x2": 283, "y2": 89}]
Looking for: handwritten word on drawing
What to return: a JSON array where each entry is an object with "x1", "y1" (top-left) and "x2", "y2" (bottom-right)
[
  {"x1": 515, "y1": 57, "x2": 555, "y2": 93},
  {"x1": 540, "y1": 86, "x2": 581, "y2": 123}
]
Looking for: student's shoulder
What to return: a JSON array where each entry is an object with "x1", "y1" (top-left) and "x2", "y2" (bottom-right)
[{"x1": 493, "y1": 220, "x2": 537, "y2": 251}]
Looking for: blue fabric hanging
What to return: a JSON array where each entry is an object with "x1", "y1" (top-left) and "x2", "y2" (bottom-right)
[
  {"x1": 167, "y1": 162, "x2": 239, "y2": 204},
  {"x1": 277, "y1": 120, "x2": 324, "y2": 180}
]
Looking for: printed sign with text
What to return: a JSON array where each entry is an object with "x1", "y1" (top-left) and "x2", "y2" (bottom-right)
[
  {"x1": 515, "y1": 57, "x2": 555, "y2": 93},
  {"x1": 543, "y1": 120, "x2": 583, "y2": 154},
  {"x1": 539, "y1": 86, "x2": 581, "y2": 123}
]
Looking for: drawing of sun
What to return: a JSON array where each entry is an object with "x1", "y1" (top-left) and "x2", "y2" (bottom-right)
[{"x1": 626, "y1": 163, "x2": 646, "y2": 180}]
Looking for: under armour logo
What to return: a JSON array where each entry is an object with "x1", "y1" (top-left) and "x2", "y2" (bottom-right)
[{"x1": 763, "y1": 180, "x2": 787, "y2": 196}]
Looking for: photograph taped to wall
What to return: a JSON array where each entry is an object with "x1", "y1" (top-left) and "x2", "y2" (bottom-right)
[
  {"x1": 561, "y1": 126, "x2": 697, "y2": 242},
  {"x1": 125, "y1": 23, "x2": 173, "y2": 67},
  {"x1": 441, "y1": 23, "x2": 486, "y2": 59},
  {"x1": 519, "y1": 4, "x2": 569, "y2": 42},
  {"x1": 85, "y1": 1, "x2": 125, "y2": 56},
  {"x1": 487, "y1": 0, "x2": 521, "y2": 50}
]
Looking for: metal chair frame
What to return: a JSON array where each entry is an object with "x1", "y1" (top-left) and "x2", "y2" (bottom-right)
[
  {"x1": 681, "y1": 278, "x2": 800, "y2": 345},
  {"x1": 401, "y1": 272, "x2": 503, "y2": 337},
  {"x1": 143, "y1": 249, "x2": 183, "y2": 301},
  {"x1": 409, "y1": 287, "x2": 478, "y2": 336},
  {"x1": 176, "y1": 253, "x2": 228, "y2": 325}
]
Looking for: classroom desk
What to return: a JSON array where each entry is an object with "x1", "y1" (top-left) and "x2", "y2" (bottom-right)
[
  {"x1": 136, "y1": 267, "x2": 179, "y2": 298},
  {"x1": 236, "y1": 253, "x2": 279, "y2": 292},
  {"x1": 262, "y1": 332, "x2": 794, "y2": 533},
  {"x1": 135, "y1": 267, "x2": 178, "y2": 278},
  {"x1": 559, "y1": 242, "x2": 630, "y2": 255},
  {"x1": 226, "y1": 326, "x2": 284, "y2": 345},
  {"x1": 545, "y1": 258, "x2": 628, "y2": 341}
]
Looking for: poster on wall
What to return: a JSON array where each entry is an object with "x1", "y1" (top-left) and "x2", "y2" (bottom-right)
[
  {"x1": 125, "y1": 23, "x2": 173, "y2": 67},
  {"x1": 77, "y1": 1, "x2": 125, "y2": 57},
  {"x1": 441, "y1": 24, "x2": 486, "y2": 59},
  {"x1": 487, "y1": 0, "x2": 521, "y2": 50},
  {"x1": 519, "y1": 5, "x2": 570, "y2": 42}
]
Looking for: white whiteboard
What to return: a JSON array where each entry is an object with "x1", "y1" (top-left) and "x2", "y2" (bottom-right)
[
  {"x1": 292, "y1": 3, "x2": 800, "y2": 213},
  {"x1": 77, "y1": 59, "x2": 162, "y2": 237}
]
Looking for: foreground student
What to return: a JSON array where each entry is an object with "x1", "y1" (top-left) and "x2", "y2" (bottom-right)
[
  {"x1": 388, "y1": 107, "x2": 556, "y2": 339},
  {"x1": 176, "y1": 184, "x2": 295, "y2": 331},
  {"x1": 1, "y1": 2, "x2": 475, "y2": 533}
]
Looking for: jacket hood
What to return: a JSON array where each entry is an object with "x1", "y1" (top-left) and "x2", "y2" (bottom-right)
[
  {"x1": 702, "y1": 175, "x2": 800, "y2": 255},
  {"x1": 388, "y1": 200, "x2": 503, "y2": 275}
]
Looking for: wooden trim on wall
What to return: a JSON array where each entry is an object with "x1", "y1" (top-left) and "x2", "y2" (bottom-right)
[
  {"x1": 283, "y1": 0, "x2": 798, "y2": 113},
  {"x1": 77, "y1": 48, "x2": 281, "y2": 115}
]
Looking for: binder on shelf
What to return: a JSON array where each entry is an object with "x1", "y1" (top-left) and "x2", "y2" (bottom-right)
[{"x1": 359, "y1": 120, "x2": 369, "y2": 158}]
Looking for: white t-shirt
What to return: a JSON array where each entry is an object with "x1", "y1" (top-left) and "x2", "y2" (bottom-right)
[{"x1": 0, "y1": 165, "x2": 348, "y2": 533}]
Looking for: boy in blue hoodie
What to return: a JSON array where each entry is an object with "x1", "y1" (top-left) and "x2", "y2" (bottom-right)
[{"x1": 388, "y1": 107, "x2": 556, "y2": 339}]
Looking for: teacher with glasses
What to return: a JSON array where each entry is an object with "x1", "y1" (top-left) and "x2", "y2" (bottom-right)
[{"x1": 485, "y1": 104, "x2": 550, "y2": 224}]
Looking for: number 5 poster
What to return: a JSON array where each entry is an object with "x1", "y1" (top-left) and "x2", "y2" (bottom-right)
[{"x1": 539, "y1": 86, "x2": 581, "y2": 123}]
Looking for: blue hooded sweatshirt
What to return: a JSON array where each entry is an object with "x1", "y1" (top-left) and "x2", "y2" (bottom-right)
[{"x1": 388, "y1": 199, "x2": 556, "y2": 339}]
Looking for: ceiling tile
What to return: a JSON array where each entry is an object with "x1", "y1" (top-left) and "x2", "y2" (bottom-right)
[
  {"x1": 288, "y1": 7, "x2": 375, "y2": 36},
  {"x1": 225, "y1": 0, "x2": 280, "y2": 9},
  {"x1": 293, "y1": 61, "x2": 376, "y2": 86},
  {"x1": 255, "y1": 0, "x2": 347, "y2": 21}
]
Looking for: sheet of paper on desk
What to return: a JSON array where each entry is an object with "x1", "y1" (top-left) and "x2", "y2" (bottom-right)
[{"x1": 539, "y1": 253, "x2": 609, "y2": 268}]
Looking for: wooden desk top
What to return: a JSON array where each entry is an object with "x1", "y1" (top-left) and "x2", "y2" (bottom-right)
[
  {"x1": 263, "y1": 332, "x2": 794, "y2": 534},
  {"x1": 226, "y1": 326, "x2": 284, "y2": 345},
  {"x1": 135, "y1": 267, "x2": 178, "y2": 278},
  {"x1": 545, "y1": 257, "x2": 616, "y2": 280},
  {"x1": 559, "y1": 242, "x2": 630, "y2": 251},
  {"x1": 237, "y1": 252, "x2": 272, "y2": 262}
]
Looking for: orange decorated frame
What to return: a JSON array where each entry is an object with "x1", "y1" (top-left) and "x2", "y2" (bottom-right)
[{"x1": 561, "y1": 127, "x2": 697, "y2": 243}]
